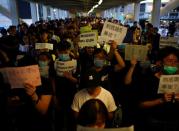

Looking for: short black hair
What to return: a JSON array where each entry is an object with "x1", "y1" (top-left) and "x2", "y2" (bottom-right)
[
  {"x1": 78, "y1": 99, "x2": 108, "y2": 127},
  {"x1": 93, "y1": 48, "x2": 107, "y2": 57},
  {"x1": 159, "y1": 46, "x2": 179, "y2": 61},
  {"x1": 57, "y1": 40, "x2": 71, "y2": 51}
]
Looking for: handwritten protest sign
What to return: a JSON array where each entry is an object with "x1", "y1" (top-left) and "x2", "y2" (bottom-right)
[
  {"x1": 125, "y1": 45, "x2": 148, "y2": 61},
  {"x1": 79, "y1": 32, "x2": 97, "y2": 48},
  {"x1": 158, "y1": 75, "x2": 179, "y2": 94},
  {"x1": 55, "y1": 59, "x2": 77, "y2": 76},
  {"x1": 101, "y1": 21, "x2": 127, "y2": 45},
  {"x1": 0, "y1": 65, "x2": 41, "y2": 89},
  {"x1": 77, "y1": 125, "x2": 134, "y2": 131},
  {"x1": 160, "y1": 37, "x2": 179, "y2": 48},
  {"x1": 35, "y1": 43, "x2": 53, "y2": 50}
]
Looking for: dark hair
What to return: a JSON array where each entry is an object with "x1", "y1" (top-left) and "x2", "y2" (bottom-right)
[
  {"x1": 78, "y1": 99, "x2": 108, "y2": 127},
  {"x1": 38, "y1": 52, "x2": 53, "y2": 62},
  {"x1": 159, "y1": 46, "x2": 179, "y2": 61},
  {"x1": 57, "y1": 40, "x2": 71, "y2": 51},
  {"x1": 93, "y1": 48, "x2": 107, "y2": 58}
]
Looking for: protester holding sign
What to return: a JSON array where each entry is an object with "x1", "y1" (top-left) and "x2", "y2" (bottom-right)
[
  {"x1": 136, "y1": 46, "x2": 179, "y2": 131},
  {"x1": 54, "y1": 40, "x2": 79, "y2": 131},
  {"x1": 0, "y1": 55, "x2": 53, "y2": 131}
]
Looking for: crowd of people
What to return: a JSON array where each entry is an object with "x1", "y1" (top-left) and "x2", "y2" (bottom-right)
[{"x1": 0, "y1": 17, "x2": 179, "y2": 131}]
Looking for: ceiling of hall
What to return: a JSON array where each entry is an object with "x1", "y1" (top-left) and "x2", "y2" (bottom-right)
[{"x1": 25, "y1": 0, "x2": 143, "y2": 12}]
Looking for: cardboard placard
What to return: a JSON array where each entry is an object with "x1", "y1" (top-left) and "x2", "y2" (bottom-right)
[
  {"x1": 125, "y1": 45, "x2": 148, "y2": 61},
  {"x1": 158, "y1": 75, "x2": 179, "y2": 94},
  {"x1": 0, "y1": 65, "x2": 41, "y2": 89},
  {"x1": 35, "y1": 43, "x2": 53, "y2": 50},
  {"x1": 55, "y1": 59, "x2": 77, "y2": 76},
  {"x1": 79, "y1": 32, "x2": 97, "y2": 48},
  {"x1": 101, "y1": 21, "x2": 127, "y2": 45}
]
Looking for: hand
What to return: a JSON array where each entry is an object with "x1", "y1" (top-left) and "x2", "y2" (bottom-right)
[
  {"x1": 130, "y1": 57, "x2": 137, "y2": 67},
  {"x1": 163, "y1": 93, "x2": 173, "y2": 102},
  {"x1": 63, "y1": 71, "x2": 73, "y2": 79},
  {"x1": 24, "y1": 83, "x2": 38, "y2": 103},
  {"x1": 110, "y1": 40, "x2": 118, "y2": 50},
  {"x1": 24, "y1": 83, "x2": 36, "y2": 97}
]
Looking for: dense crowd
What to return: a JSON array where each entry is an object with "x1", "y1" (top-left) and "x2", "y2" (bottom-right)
[{"x1": 0, "y1": 17, "x2": 179, "y2": 131}]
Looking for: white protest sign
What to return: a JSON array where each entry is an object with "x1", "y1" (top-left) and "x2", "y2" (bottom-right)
[
  {"x1": 0, "y1": 65, "x2": 41, "y2": 89},
  {"x1": 160, "y1": 37, "x2": 179, "y2": 48},
  {"x1": 55, "y1": 59, "x2": 77, "y2": 76},
  {"x1": 35, "y1": 43, "x2": 53, "y2": 50},
  {"x1": 77, "y1": 125, "x2": 134, "y2": 131},
  {"x1": 101, "y1": 21, "x2": 127, "y2": 45},
  {"x1": 158, "y1": 75, "x2": 179, "y2": 94},
  {"x1": 125, "y1": 45, "x2": 148, "y2": 61},
  {"x1": 79, "y1": 32, "x2": 97, "y2": 48}
]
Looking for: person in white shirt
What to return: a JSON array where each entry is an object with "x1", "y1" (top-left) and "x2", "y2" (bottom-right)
[{"x1": 71, "y1": 71, "x2": 117, "y2": 120}]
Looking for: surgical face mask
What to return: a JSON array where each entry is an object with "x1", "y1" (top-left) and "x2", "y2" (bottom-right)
[
  {"x1": 140, "y1": 60, "x2": 151, "y2": 69},
  {"x1": 39, "y1": 66, "x2": 49, "y2": 78},
  {"x1": 59, "y1": 54, "x2": 70, "y2": 61},
  {"x1": 163, "y1": 66, "x2": 178, "y2": 75},
  {"x1": 94, "y1": 58, "x2": 105, "y2": 68},
  {"x1": 38, "y1": 61, "x2": 49, "y2": 67}
]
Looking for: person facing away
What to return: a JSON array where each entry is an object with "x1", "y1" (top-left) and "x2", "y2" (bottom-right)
[{"x1": 77, "y1": 99, "x2": 109, "y2": 128}]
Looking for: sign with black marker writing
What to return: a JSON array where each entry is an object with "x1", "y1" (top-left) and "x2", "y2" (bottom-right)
[
  {"x1": 55, "y1": 59, "x2": 77, "y2": 76},
  {"x1": 35, "y1": 43, "x2": 53, "y2": 50},
  {"x1": 158, "y1": 75, "x2": 179, "y2": 93},
  {"x1": 79, "y1": 32, "x2": 97, "y2": 48},
  {"x1": 125, "y1": 45, "x2": 148, "y2": 61},
  {"x1": 101, "y1": 21, "x2": 127, "y2": 44}
]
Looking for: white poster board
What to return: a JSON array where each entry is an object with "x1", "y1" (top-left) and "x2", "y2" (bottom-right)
[
  {"x1": 77, "y1": 125, "x2": 134, "y2": 131},
  {"x1": 55, "y1": 59, "x2": 77, "y2": 76},
  {"x1": 125, "y1": 45, "x2": 148, "y2": 61},
  {"x1": 101, "y1": 21, "x2": 127, "y2": 45},
  {"x1": 158, "y1": 75, "x2": 179, "y2": 94},
  {"x1": 35, "y1": 43, "x2": 53, "y2": 50},
  {"x1": 160, "y1": 37, "x2": 179, "y2": 48},
  {"x1": 0, "y1": 65, "x2": 41, "y2": 89},
  {"x1": 79, "y1": 32, "x2": 97, "y2": 48}
]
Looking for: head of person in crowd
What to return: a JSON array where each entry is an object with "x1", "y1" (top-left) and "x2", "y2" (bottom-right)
[
  {"x1": 38, "y1": 52, "x2": 53, "y2": 78},
  {"x1": 85, "y1": 46, "x2": 95, "y2": 57},
  {"x1": 78, "y1": 99, "x2": 108, "y2": 128},
  {"x1": 7, "y1": 26, "x2": 17, "y2": 36},
  {"x1": 153, "y1": 27, "x2": 159, "y2": 35},
  {"x1": 145, "y1": 23, "x2": 153, "y2": 33},
  {"x1": 93, "y1": 48, "x2": 108, "y2": 69},
  {"x1": 57, "y1": 40, "x2": 72, "y2": 61},
  {"x1": 39, "y1": 29, "x2": 49, "y2": 43},
  {"x1": 0, "y1": 28, "x2": 7, "y2": 37},
  {"x1": 22, "y1": 35, "x2": 30, "y2": 45},
  {"x1": 159, "y1": 46, "x2": 179, "y2": 75},
  {"x1": 133, "y1": 21, "x2": 138, "y2": 28}
]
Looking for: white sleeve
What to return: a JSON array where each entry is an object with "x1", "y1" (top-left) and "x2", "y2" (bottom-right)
[
  {"x1": 107, "y1": 93, "x2": 117, "y2": 112},
  {"x1": 71, "y1": 94, "x2": 80, "y2": 112}
]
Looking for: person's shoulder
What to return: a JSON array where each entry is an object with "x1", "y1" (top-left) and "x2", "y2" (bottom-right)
[
  {"x1": 75, "y1": 88, "x2": 88, "y2": 97},
  {"x1": 100, "y1": 87, "x2": 111, "y2": 94}
]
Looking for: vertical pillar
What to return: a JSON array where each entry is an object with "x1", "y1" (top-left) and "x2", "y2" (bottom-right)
[
  {"x1": 151, "y1": 0, "x2": 161, "y2": 28},
  {"x1": 30, "y1": 2, "x2": 39, "y2": 23},
  {"x1": 134, "y1": 2, "x2": 140, "y2": 22},
  {"x1": 9, "y1": 0, "x2": 19, "y2": 25},
  {"x1": 43, "y1": 5, "x2": 47, "y2": 20},
  {"x1": 50, "y1": 7, "x2": 54, "y2": 20}
]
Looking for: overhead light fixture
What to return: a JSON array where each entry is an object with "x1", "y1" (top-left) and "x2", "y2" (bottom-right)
[
  {"x1": 98, "y1": 0, "x2": 103, "y2": 5},
  {"x1": 88, "y1": 0, "x2": 103, "y2": 15}
]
